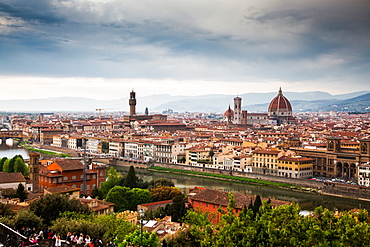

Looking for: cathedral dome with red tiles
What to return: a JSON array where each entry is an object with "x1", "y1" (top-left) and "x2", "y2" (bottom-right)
[
  {"x1": 268, "y1": 87, "x2": 292, "y2": 112},
  {"x1": 268, "y1": 88, "x2": 295, "y2": 125}
]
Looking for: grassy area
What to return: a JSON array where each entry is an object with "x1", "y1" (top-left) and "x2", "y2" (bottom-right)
[
  {"x1": 20, "y1": 143, "x2": 73, "y2": 157},
  {"x1": 149, "y1": 166, "x2": 301, "y2": 189}
]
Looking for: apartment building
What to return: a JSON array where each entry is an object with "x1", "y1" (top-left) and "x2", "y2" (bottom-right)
[{"x1": 277, "y1": 156, "x2": 313, "y2": 178}]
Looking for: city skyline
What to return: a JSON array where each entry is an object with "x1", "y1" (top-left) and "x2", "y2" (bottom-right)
[{"x1": 0, "y1": 0, "x2": 369, "y2": 100}]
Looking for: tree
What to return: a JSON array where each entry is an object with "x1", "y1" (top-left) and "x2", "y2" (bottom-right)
[
  {"x1": 30, "y1": 193, "x2": 91, "y2": 225},
  {"x1": 167, "y1": 194, "x2": 186, "y2": 222},
  {"x1": 0, "y1": 157, "x2": 8, "y2": 171},
  {"x1": 0, "y1": 202, "x2": 14, "y2": 217},
  {"x1": 150, "y1": 186, "x2": 183, "y2": 202},
  {"x1": 2, "y1": 159, "x2": 10, "y2": 173},
  {"x1": 92, "y1": 187, "x2": 104, "y2": 199},
  {"x1": 100, "y1": 167, "x2": 123, "y2": 197},
  {"x1": 122, "y1": 165, "x2": 138, "y2": 188},
  {"x1": 51, "y1": 213, "x2": 134, "y2": 243},
  {"x1": 15, "y1": 183, "x2": 27, "y2": 202},
  {"x1": 14, "y1": 157, "x2": 29, "y2": 177},
  {"x1": 106, "y1": 186, "x2": 152, "y2": 212},
  {"x1": 119, "y1": 229, "x2": 159, "y2": 247},
  {"x1": 148, "y1": 178, "x2": 175, "y2": 189},
  {"x1": 12, "y1": 209, "x2": 43, "y2": 230}
]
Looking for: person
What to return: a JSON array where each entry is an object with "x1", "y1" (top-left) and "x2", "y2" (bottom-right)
[
  {"x1": 55, "y1": 235, "x2": 62, "y2": 247},
  {"x1": 77, "y1": 233, "x2": 84, "y2": 246},
  {"x1": 106, "y1": 241, "x2": 114, "y2": 247},
  {"x1": 84, "y1": 235, "x2": 91, "y2": 247},
  {"x1": 66, "y1": 232, "x2": 72, "y2": 244}
]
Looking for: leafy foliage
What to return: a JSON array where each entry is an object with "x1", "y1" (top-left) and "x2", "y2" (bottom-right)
[
  {"x1": 181, "y1": 197, "x2": 370, "y2": 247},
  {"x1": 121, "y1": 165, "x2": 138, "y2": 188},
  {"x1": 29, "y1": 193, "x2": 91, "y2": 226},
  {"x1": 106, "y1": 186, "x2": 152, "y2": 212},
  {"x1": 15, "y1": 183, "x2": 27, "y2": 202},
  {"x1": 51, "y1": 213, "x2": 134, "y2": 243},
  {"x1": 150, "y1": 186, "x2": 183, "y2": 202},
  {"x1": 100, "y1": 167, "x2": 123, "y2": 197},
  {"x1": 119, "y1": 229, "x2": 159, "y2": 247},
  {"x1": 148, "y1": 178, "x2": 175, "y2": 189}
]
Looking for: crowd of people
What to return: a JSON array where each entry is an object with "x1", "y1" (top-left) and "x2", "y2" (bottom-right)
[{"x1": 17, "y1": 227, "x2": 111, "y2": 247}]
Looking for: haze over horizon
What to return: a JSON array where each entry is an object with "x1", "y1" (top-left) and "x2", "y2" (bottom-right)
[{"x1": 1, "y1": 0, "x2": 369, "y2": 100}]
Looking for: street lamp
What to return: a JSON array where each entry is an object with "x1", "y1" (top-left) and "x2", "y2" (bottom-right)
[{"x1": 139, "y1": 208, "x2": 145, "y2": 247}]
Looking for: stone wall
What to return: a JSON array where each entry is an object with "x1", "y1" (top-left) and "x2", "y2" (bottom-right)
[{"x1": 322, "y1": 182, "x2": 370, "y2": 200}]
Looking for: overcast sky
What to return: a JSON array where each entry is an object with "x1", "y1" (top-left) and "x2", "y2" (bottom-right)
[{"x1": 0, "y1": 0, "x2": 369, "y2": 100}]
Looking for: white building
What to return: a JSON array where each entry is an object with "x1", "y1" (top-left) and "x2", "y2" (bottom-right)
[{"x1": 358, "y1": 164, "x2": 370, "y2": 187}]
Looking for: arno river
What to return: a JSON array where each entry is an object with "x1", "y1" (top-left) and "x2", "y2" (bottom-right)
[{"x1": 2, "y1": 140, "x2": 370, "y2": 212}]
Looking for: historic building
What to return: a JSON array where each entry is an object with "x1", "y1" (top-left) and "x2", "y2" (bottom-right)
[
  {"x1": 227, "y1": 87, "x2": 294, "y2": 126},
  {"x1": 293, "y1": 138, "x2": 370, "y2": 181},
  {"x1": 39, "y1": 159, "x2": 108, "y2": 196},
  {"x1": 268, "y1": 88, "x2": 296, "y2": 125}
]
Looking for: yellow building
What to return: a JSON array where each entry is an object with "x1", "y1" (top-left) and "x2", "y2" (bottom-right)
[
  {"x1": 278, "y1": 156, "x2": 313, "y2": 178},
  {"x1": 251, "y1": 149, "x2": 280, "y2": 175}
]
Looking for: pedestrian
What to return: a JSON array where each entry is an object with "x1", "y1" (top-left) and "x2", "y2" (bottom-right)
[
  {"x1": 84, "y1": 235, "x2": 91, "y2": 247},
  {"x1": 77, "y1": 233, "x2": 84, "y2": 246},
  {"x1": 66, "y1": 232, "x2": 72, "y2": 245},
  {"x1": 55, "y1": 235, "x2": 62, "y2": 247}
]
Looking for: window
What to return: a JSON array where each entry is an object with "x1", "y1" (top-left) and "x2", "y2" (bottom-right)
[
  {"x1": 200, "y1": 202, "x2": 203, "y2": 206},
  {"x1": 81, "y1": 175, "x2": 84, "y2": 179},
  {"x1": 63, "y1": 176, "x2": 68, "y2": 181},
  {"x1": 72, "y1": 176, "x2": 76, "y2": 180}
]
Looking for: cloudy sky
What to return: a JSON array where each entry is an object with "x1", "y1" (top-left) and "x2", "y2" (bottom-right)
[{"x1": 0, "y1": 0, "x2": 369, "y2": 100}]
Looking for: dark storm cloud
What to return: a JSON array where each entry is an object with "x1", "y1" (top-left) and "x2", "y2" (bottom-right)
[
  {"x1": 0, "y1": 0, "x2": 369, "y2": 87},
  {"x1": 0, "y1": 0, "x2": 65, "y2": 24}
]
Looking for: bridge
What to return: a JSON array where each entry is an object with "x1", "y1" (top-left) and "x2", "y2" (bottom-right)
[{"x1": 0, "y1": 130, "x2": 24, "y2": 140}]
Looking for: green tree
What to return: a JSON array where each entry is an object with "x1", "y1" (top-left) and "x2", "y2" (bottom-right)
[
  {"x1": 100, "y1": 167, "x2": 123, "y2": 197},
  {"x1": 15, "y1": 183, "x2": 27, "y2": 202},
  {"x1": 12, "y1": 209, "x2": 43, "y2": 229},
  {"x1": 106, "y1": 186, "x2": 152, "y2": 212},
  {"x1": 119, "y1": 229, "x2": 159, "y2": 247},
  {"x1": 7, "y1": 157, "x2": 16, "y2": 173},
  {"x1": 122, "y1": 165, "x2": 138, "y2": 188},
  {"x1": 150, "y1": 186, "x2": 183, "y2": 202},
  {"x1": 14, "y1": 157, "x2": 29, "y2": 177},
  {"x1": 0, "y1": 202, "x2": 14, "y2": 217},
  {"x1": 92, "y1": 187, "x2": 104, "y2": 199},
  {"x1": 167, "y1": 194, "x2": 186, "y2": 222},
  {"x1": 148, "y1": 178, "x2": 175, "y2": 189},
  {"x1": 30, "y1": 193, "x2": 91, "y2": 225},
  {"x1": 2, "y1": 159, "x2": 10, "y2": 173},
  {"x1": 0, "y1": 157, "x2": 8, "y2": 171}
]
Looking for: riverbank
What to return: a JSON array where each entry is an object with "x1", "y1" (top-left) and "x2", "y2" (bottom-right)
[
  {"x1": 20, "y1": 142, "x2": 73, "y2": 158},
  {"x1": 148, "y1": 166, "x2": 320, "y2": 193}
]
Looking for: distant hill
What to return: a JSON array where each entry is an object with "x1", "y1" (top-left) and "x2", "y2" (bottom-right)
[{"x1": 0, "y1": 91, "x2": 368, "y2": 113}]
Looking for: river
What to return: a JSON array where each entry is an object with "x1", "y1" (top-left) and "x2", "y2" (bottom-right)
[
  {"x1": 0, "y1": 139, "x2": 29, "y2": 159},
  {"x1": 117, "y1": 166, "x2": 370, "y2": 212}
]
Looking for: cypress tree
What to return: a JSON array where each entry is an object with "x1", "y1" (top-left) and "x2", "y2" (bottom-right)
[{"x1": 122, "y1": 165, "x2": 138, "y2": 188}]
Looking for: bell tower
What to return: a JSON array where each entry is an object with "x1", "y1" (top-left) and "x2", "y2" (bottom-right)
[
  {"x1": 29, "y1": 152, "x2": 40, "y2": 193},
  {"x1": 129, "y1": 90, "x2": 136, "y2": 116}
]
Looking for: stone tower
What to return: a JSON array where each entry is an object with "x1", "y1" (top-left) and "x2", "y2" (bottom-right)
[
  {"x1": 234, "y1": 96, "x2": 242, "y2": 124},
  {"x1": 29, "y1": 152, "x2": 40, "y2": 193},
  {"x1": 129, "y1": 90, "x2": 136, "y2": 116}
]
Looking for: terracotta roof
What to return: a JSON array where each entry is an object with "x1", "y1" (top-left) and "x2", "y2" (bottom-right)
[
  {"x1": 0, "y1": 172, "x2": 26, "y2": 184},
  {"x1": 54, "y1": 160, "x2": 83, "y2": 171},
  {"x1": 45, "y1": 186, "x2": 80, "y2": 194},
  {"x1": 188, "y1": 188, "x2": 288, "y2": 209},
  {"x1": 268, "y1": 88, "x2": 292, "y2": 112}
]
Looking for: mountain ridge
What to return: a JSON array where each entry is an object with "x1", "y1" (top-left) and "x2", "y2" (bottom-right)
[{"x1": 0, "y1": 91, "x2": 368, "y2": 113}]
